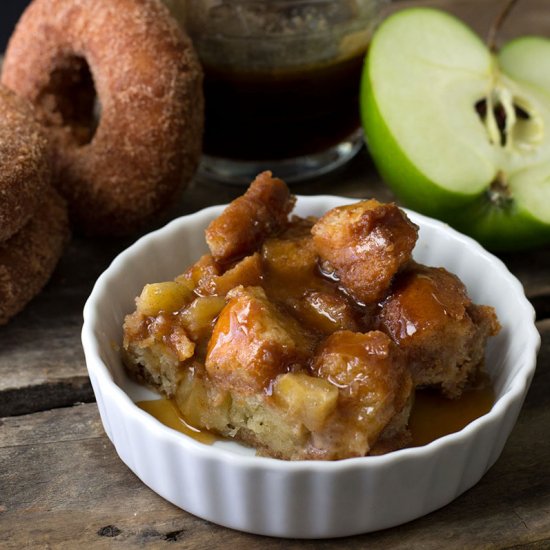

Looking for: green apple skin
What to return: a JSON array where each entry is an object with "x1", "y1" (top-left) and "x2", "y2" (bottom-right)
[{"x1": 360, "y1": 8, "x2": 550, "y2": 251}]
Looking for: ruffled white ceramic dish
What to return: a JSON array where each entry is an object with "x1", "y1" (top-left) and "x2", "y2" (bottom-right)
[{"x1": 82, "y1": 195, "x2": 539, "y2": 539}]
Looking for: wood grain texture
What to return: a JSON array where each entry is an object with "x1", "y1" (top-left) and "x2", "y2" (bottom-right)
[{"x1": 0, "y1": 236, "x2": 130, "y2": 415}]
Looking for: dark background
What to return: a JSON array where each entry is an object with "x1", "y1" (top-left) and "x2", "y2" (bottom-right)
[{"x1": 1, "y1": 1, "x2": 31, "y2": 51}]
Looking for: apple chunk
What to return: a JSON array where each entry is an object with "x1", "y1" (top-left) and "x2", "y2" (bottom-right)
[{"x1": 361, "y1": 8, "x2": 550, "y2": 250}]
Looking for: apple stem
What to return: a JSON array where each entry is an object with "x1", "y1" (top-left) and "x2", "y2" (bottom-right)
[{"x1": 487, "y1": 0, "x2": 521, "y2": 52}]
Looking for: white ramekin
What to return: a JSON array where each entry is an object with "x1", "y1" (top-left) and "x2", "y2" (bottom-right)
[{"x1": 82, "y1": 195, "x2": 539, "y2": 538}]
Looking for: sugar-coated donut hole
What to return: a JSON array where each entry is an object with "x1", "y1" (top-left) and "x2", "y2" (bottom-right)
[{"x1": 36, "y1": 55, "x2": 100, "y2": 146}]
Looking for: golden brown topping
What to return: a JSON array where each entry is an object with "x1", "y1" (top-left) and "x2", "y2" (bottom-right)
[
  {"x1": 262, "y1": 235, "x2": 318, "y2": 280},
  {"x1": 122, "y1": 310, "x2": 195, "y2": 397},
  {"x1": 177, "y1": 253, "x2": 263, "y2": 297},
  {"x1": 313, "y1": 330, "x2": 412, "y2": 453},
  {"x1": 205, "y1": 171, "x2": 296, "y2": 263},
  {"x1": 294, "y1": 290, "x2": 360, "y2": 334},
  {"x1": 311, "y1": 199, "x2": 418, "y2": 303},
  {"x1": 169, "y1": 327, "x2": 196, "y2": 362},
  {"x1": 212, "y1": 253, "x2": 263, "y2": 295},
  {"x1": 314, "y1": 330, "x2": 409, "y2": 401},
  {"x1": 380, "y1": 264, "x2": 471, "y2": 339},
  {"x1": 377, "y1": 264, "x2": 500, "y2": 398},
  {"x1": 205, "y1": 286, "x2": 313, "y2": 393},
  {"x1": 177, "y1": 254, "x2": 221, "y2": 295}
]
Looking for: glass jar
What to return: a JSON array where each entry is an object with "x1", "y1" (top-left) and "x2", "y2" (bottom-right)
[{"x1": 178, "y1": 0, "x2": 387, "y2": 184}]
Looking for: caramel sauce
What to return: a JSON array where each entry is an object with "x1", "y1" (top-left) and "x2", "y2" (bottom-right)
[
  {"x1": 137, "y1": 383, "x2": 494, "y2": 450},
  {"x1": 137, "y1": 398, "x2": 216, "y2": 445},
  {"x1": 409, "y1": 385, "x2": 494, "y2": 447},
  {"x1": 202, "y1": 53, "x2": 365, "y2": 160}
]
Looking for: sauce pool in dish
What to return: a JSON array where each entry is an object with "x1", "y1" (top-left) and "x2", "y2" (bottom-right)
[{"x1": 137, "y1": 382, "x2": 494, "y2": 450}]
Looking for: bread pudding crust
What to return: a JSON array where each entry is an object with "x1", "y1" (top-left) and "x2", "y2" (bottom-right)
[{"x1": 122, "y1": 174, "x2": 500, "y2": 460}]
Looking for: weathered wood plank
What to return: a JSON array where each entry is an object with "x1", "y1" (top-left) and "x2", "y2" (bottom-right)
[
  {"x1": 0, "y1": 322, "x2": 548, "y2": 548},
  {"x1": 0, "y1": 236, "x2": 130, "y2": 416}
]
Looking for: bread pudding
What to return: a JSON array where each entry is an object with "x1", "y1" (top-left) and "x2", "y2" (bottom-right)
[{"x1": 122, "y1": 171, "x2": 500, "y2": 460}]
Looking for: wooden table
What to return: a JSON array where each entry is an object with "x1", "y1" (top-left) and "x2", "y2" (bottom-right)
[{"x1": 1, "y1": 1, "x2": 549, "y2": 547}]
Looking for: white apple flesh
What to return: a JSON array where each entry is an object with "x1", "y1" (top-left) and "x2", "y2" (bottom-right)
[{"x1": 361, "y1": 8, "x2": 550, "y2": 250}]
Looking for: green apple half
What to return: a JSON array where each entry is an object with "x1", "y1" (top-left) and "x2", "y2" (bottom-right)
[{"x1": 361, "y1": 8, "x2": 550, "y2": 250}]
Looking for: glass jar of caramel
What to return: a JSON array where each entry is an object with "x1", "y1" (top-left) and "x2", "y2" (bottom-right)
[{"x1": 175, "y1": 0, "x2": 388, "y2": 184}]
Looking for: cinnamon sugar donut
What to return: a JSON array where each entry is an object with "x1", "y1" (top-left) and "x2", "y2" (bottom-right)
[
  {"x1": 2, "y1": 0, "x2": 204, "y2": 235},
  {"x1": 0, "y1": 85, "x2": 50, "y2": 243},
  {"x1": 0, "y1": 185, "x2": 70, "y2": 325}
]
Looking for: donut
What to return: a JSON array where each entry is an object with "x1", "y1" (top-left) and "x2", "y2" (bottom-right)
[
  {"x1": 0, "y1": 185, "x2": 70, "y2": 325},
  {"x1": 1, "y1": 0, "x2": 204, "y2": 236},
  {"x1": 0, "y1": 85, "x2": 50, "y2": 243},
  {"x1": 0, "y1": 83, "x2": 69, "y2": 324}
]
